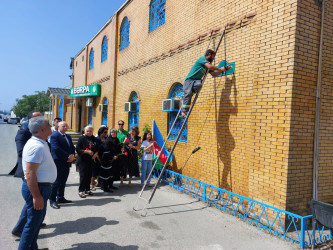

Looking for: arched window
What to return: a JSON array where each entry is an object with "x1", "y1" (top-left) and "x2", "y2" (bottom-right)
[
  {"x1": 89, "y1": 48, "x2": 94, "y2": 70},
  {"x1": 58, "y1": 95, "x2": 63, "y2": 120},
  {"x1": 120, "y1": 17, "x2": 130, "y2": 50},
  {"x1": 128, "y1": 92, "x2": 139, "y2": 130},
  {"x1": 102, "y1": 98, "x2": 108, "y2": 126},
  {"x1": 88, "y1": 107, "x2": 93, "y2": 125},
  {"x1": 101, "y1": 36, "x2": 108, "y2": 62},
  {"x1": 149, "y1": 0, "x2": 166, "y2": 32},
  {"x1": 168, "y1": 83, "x2": 187, "y2": 142}
]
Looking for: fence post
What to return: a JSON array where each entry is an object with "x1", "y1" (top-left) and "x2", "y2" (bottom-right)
[
  {"x1": 300, "y1": 216, "x2": 305, "y2": 248},
  {"x1": 203, "y1": 183, "x2": 207, "y2": 203}
]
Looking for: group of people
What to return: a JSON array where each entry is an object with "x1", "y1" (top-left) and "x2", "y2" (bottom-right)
[
  {"x1": 76, "y1": 120, "x2": 154, "y2": 198},
  {"x1": 9, "y1": 49, "x2": 230, "y2": 249},
  {"x1": 10, "y1": 114, "x2": 155, "y2": 250}
]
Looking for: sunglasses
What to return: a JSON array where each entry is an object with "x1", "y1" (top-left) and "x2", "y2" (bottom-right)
[
  {"x1": 118, "y1": 123, "x2": 124, "y2": 126},
  {"x1": 103, "y1": 131, "x2": 108, "y2": 134}
]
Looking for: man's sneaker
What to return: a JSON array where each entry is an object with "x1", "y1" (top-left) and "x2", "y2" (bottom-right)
[{"x1": 179, "y1": 112, "x2": 187, "y2": 119}]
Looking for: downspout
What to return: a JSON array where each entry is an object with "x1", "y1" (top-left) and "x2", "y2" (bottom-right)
[
  {"x1": 112, "y1": 15, "x2": 119, "y2": 128},
  {"x1": 313, "y1": 0, "x2": 325, "y2": 200},
  {"x1": 70, "y1": 58, "x2": 74, "y2": 129}
]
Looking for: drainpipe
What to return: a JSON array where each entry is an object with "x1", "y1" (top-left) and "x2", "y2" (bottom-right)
[
  {"x1": 112, "y1": 15, "x2": 119, "y2": 128},
  {"x1": 313, "y1": 0, "x2": 325, "y2": 200}
]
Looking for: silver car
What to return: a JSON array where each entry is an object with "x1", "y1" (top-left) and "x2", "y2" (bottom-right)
[{"x1": 8, "y1": 118, "x2": 20, "y2": 124}]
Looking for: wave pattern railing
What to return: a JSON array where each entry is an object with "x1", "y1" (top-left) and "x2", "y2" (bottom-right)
[{"x1": 152, "y1": 168, "x2": 332, "y2": 248}]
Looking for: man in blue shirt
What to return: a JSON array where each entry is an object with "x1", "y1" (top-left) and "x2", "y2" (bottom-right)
[{"x1": 181, "y1": 49, "x2": 231, "y2": 118}]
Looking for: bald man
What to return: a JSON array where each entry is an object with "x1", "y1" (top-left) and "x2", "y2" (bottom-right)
[{"x1": 49, "y1": 121, "x2": 75, "y2": 209}]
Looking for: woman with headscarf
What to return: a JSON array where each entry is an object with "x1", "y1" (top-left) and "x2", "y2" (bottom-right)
[
  {"x1": 90, "y1": 126, "x2": 108, "y2": 190},
  {"x1": 76, "y1": 125, "x2": 99, "y2": 198},
  {"x1": 99, "y1": 128, "x2": 122, "y2": 192}
]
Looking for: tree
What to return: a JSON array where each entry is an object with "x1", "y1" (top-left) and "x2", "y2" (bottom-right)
[{"x1": 13, "y1": 91, "x2": 50, "y2": 117}]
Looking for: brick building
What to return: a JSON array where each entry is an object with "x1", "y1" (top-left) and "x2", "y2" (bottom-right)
[{"x1": 50, "y1": 0, "x2": 332, "y2": 215}]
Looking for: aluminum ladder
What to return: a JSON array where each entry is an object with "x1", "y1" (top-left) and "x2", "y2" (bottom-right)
[{"x1": 133, "y1": 29, "x2": 226, "y2": 216}]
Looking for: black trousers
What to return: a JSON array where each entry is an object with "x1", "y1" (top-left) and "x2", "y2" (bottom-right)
[{"x1": 79, "y1": 160, "x2": 92, "y2": 192}]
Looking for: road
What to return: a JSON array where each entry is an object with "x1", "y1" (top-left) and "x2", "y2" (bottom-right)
[{"x1": 0, "y1": 120, "x2": 298, "y2": 250}]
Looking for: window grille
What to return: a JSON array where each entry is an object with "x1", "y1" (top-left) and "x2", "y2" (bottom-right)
[
  {"x1": 168, "y1": 83, "x2": 187, "y2": 142},
  {"x1": 101, "y1": 36, "x2": 108, "y2": 62},
  {"x1": 89, "y1": 48, "x2": 94, "y2": 70},
  {"x1": 149, "y1": 0, "x2": 166, "y2": 32},
  {"x1": 102, "y1": 98, "x2": 108, "y2": 125},
  {"x1": 120, "y1": 17, "x2": 130, "y2": 50},
  {"x1": 129, "y1": 92, "x2": 139, "y2": 129}
]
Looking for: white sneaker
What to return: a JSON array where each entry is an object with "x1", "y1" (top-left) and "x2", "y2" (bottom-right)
[{"x1": 179, "y1": 113, "x2": 187, "y2": 119}]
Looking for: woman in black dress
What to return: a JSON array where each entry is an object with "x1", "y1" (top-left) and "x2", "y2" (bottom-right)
[
  {"x1": 76, "y1": 126, "x2": 100, "y2": 198},
  {"x1": 122, "y1": 126, "x2": 141, "y2": 187},
  {"x1": 99, "y1": 128, "x2": 121, "y2": 192},
  {"x1": 91, "y1": 126, "x2": 108, "y2": 190}
]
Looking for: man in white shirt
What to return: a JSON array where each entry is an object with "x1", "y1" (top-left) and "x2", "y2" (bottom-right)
[
  {"x1": 51, "y1": 117, "x2": 62, "y2": 132},
  {"x1": 18, "y1": 116, "x2": 57, "y2": 250},
  {"x1": 48, "y1": 117, "x2": 62, "y2": 143}
]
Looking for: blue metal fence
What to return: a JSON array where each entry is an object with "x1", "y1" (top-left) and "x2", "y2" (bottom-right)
[{"x1": 152, "y1": 168, "x2": 332, "y2": 248}]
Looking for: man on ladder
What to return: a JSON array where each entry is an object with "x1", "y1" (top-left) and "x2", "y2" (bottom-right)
[{"x1": 180, "y1": 49, "x2": 231, "y2": 118}]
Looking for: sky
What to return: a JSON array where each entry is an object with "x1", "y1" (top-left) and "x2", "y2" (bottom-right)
[{"x1": 0, "y1": 0, "x2": 127, "y2": 112}]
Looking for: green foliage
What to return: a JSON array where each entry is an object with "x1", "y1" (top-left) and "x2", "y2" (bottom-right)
[
  {"x1": 138, "y1": 122, "x2": 152, "y2": 160},
  {"x1": 142, "y1": 122, "x2": 151, "y2": 134},
  {"x1": 12, "y1": 91, "x2": 50, "y2": 117}
]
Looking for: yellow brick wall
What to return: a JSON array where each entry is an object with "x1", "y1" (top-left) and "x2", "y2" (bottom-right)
[
  {"x1": 318, "y1": 0, "x2": 333, "y2": 205},
  {"x1": 286, "y1": 0, "x2": 333, "y2": 215},
  {"x1": 115, "y1": 0, "x2": 297, "y2": 212},
  {"x1": 67, "y1": 0, "x2": 333, "y2": 215},
  {"x1": 73, "y1": 48, "x2": 87, "y2": 87}
]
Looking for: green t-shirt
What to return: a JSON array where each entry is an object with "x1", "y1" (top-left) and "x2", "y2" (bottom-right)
[
  {"x1": 117, "y1": 129, "x2": 129, "y2": 143},
  {"x1": 185, "y1": 56, "x2": 209, "y2": 80}
]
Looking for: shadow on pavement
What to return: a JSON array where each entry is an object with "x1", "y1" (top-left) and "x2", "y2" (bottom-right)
[
  {"x1": 64, "y1": 183, "x2": 79, "y2": 187},
  {"x1": 58, "y1": 197, "x2": 121, "y2": 207},
  {"x1": 0, "y1": 174, "x2": 14, "y2": 177},
  {"x1": 39, "y1": 217, "x2": 119, "y2": 239},
  {"x1": 63, "y1": 242, "x2": 138, "y2": 250}
]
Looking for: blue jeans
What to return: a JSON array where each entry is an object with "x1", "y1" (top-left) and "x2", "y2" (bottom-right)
[
  {"x1": 18, "y1": 181, "x2": 51, "y2": 250},
  {"x1": 12, "y1": 179, "x2": 27, "y2": 234},
  {"x1": 141, "y1": 160, "x2": 153, "y2": 184}
]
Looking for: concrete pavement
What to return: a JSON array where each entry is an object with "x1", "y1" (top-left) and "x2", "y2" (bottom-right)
[{"x1": 0, "y1": 121, "x2": 299, "y2": 249}]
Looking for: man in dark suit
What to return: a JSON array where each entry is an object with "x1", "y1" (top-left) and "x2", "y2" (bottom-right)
[
  {"x1": 49, "y1": 121, "x2": 75, "y2": 209},
  {"x1": 11, "y1": 111, "x2": 43, "y2": 237}
]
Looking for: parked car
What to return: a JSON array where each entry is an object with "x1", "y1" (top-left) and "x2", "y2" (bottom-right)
[
  {"x1": 8, "y1": 117, "x2": 20, "y2": 124},
  {"x1": 3, "y1": 116, "x2": 8, "y2": 122}
]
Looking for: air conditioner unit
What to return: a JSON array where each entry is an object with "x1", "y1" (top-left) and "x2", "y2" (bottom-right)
[
  {"x1": 162, "y1": 99, "x2": 181, "y2": 112},
  {"x1": 86, "y1": 97, "x2": 94, "y2": 107},
  {"x1": 124, "y1": 102, "x2": 137, "y2": 112},
  {"x1": 98, "y1": 104, "x2": 107, "y2": 112}
]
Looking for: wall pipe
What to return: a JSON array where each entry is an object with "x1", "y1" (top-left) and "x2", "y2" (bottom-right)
[{"x1": 313, "y1": 0, "x2": 325, "y2": 200}]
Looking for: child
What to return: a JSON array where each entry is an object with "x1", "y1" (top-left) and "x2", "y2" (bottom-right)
[{"x1": 141, "y1": 131, "x2": 154, "y2": 186}]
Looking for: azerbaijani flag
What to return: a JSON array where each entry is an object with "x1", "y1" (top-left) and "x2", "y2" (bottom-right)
[{"x1": 152, "y1": 120, "x2": 173, "y2": 170}]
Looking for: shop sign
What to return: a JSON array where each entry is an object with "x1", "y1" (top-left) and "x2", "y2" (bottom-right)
[{"x1": 70, "y1": 84, "x2": 101, "y2": 97}]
